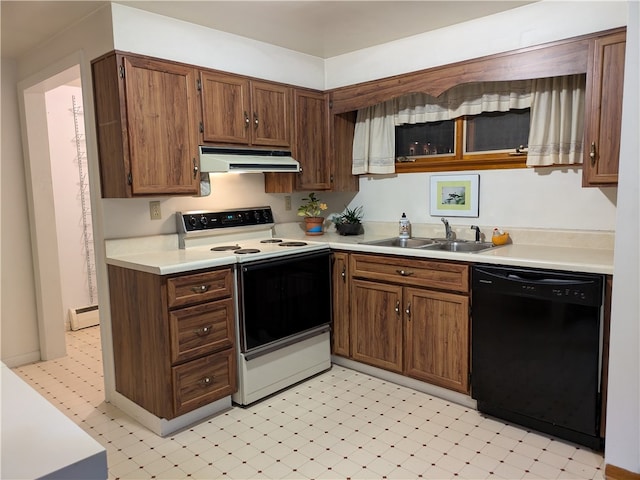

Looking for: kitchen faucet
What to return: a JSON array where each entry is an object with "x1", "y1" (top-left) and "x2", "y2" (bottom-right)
[
  {"x1": 441, "y1": 218, "x2": 454, "y2": 240},
  {"x1": 470, "y1": 225, "x2": 481, "y2": 242}
]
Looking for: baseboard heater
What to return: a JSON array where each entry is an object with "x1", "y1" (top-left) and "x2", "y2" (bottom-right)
[{"x1": 68, "y1": 305, "x2": 99, "y2": 331}]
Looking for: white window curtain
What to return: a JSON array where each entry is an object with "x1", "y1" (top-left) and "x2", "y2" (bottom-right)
[
  {"x1": 526, "y1": 74, "x2": 586, "y2": 166},
  {"x1": 395, "y1": 80, "x2": 532, "y2": 124},
  {"x1": 352, "y1": 100, "x2": 396, "y2": 175}
]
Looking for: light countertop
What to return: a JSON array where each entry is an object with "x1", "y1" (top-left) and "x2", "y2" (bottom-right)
[
  {"x1": 1, "y1": 363, "x2": 108, "y2": 479},
  {"x1": 105, "y1": 225, "x2": 614, "y2": 275}
]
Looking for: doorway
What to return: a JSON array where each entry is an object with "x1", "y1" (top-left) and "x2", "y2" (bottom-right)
[{"x1": 19, "y1": 58, "x2": 100, "y2": 361}]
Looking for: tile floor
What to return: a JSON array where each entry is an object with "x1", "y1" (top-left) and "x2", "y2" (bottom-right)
[{"x1": 13, "y1": 327, "x2": 605, "y2": 480}]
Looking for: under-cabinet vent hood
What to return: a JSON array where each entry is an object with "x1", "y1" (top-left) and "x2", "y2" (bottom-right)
[{"x1": 199, "y1": 146, "x2": 300, "y2": 173}]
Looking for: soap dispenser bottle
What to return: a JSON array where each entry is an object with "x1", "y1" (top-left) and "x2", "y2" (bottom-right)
[{"x1": 399, "y1": 213, "x2": 411, "y2": 239}]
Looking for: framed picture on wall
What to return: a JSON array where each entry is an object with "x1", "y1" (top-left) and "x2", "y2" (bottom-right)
[{"x1": 429, "y1": 174, "x2": 480, "y2": 217}]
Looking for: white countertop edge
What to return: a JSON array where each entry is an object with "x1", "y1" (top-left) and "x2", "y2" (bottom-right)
[{"x1": 106, "y1": 254, "x2": 237, "y2": 275}]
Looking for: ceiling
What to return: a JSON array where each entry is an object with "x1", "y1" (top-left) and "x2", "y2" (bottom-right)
[{"x1": 1, "y1": 1, "x2": 535, "y2": 60}]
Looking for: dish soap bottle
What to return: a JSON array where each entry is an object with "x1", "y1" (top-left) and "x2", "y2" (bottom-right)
[{"x1": 399, "y1": 213, "x2": 411, "y2": 239}]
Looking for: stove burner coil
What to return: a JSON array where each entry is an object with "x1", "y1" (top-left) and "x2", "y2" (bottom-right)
[
  {"x1": 211, "y1": 245, "x2": 241, "y2": 251},
  {"x1": 260, "y1": 239, "x2": 283, "y2": 244},
  {"x1": 278, "y1": 241, "x2": 308, "y2": 247},
  {"x1": 235, "y1": 248, "x2": 261, "y2": 254}
]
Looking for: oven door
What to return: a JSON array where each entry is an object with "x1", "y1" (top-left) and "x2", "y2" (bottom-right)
[{"x1": 238, "y1": 250, "x2": 331, "y2": 358}]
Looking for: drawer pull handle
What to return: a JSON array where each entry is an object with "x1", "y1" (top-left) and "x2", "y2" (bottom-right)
[
  {"x1": 191, "y1": 285, "x2": 209, "y2": 293},
  {"x1": 405, "y1": 302, "x2": 411, "y2": 318},
  {"x1": 194, "y1": 325, "x2": 213, "y2": 337},
  {"x1": 396, "y1": 269, "x2": 414, "y2": 277},
  {"x1": 395, "y1": 300, "x2": 401, "y2": 315},
  {"x1": 198, "y1": 376, "x2": 214, "y2": 387}
]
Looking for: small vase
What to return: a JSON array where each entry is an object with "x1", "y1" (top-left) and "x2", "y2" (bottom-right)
[{"x1": 304, "y1": 216, "x2": 325, "y2": 236}]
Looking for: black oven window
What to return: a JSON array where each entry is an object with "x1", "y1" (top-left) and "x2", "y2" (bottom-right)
[{"x1": 240, "y1": 252, "x2": 331, "y2": 352}]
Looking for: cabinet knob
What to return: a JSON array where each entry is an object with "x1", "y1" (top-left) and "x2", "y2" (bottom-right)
[
  {"x1": 244, "y1": 111, "x2": 250, "y2": 129},
  {"x1": 194, "y1": 325, "x2": 213, "y2": 337},
  {"x1": 341, "y1": 266, "x2": 346, "y2": 283},
  {"x1": 590, "y1": 142, "x2": 597, "y2": 165},
  {"x1": 193, "y1": 158, "x2": 199, "y2": 178},
  {"x1": 191, "y1": 285, "x2": 209, "y2": 293},
  {"x1": 405, "y1": 302, "x2": 411, "y2": 318},
  {"x1": 395, "y1": 300, "x2": 401, "y2": 315},
  {"x1": 253, "y1": 112, "x2": 259, "y2": 129},
  {"x1": 198, "y1": 376, "x2": 214, "y2": 387}
]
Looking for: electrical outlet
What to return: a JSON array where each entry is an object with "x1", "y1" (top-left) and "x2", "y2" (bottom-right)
[
  {"x1": 284, "y1": 195, "x2": 292, "y2": 211},
  {"x1": 149, "y1": 201, "x2": 161, "y2": 220}
]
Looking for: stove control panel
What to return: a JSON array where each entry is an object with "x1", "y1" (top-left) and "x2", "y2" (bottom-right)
[{"x1": 177, "y1": 207, "x2": 274, "y2": 234}]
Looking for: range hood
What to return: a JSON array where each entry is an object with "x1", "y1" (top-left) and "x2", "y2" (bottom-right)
[{"x1": 199, "y1": 146, "x2": 300, "y2": 173}]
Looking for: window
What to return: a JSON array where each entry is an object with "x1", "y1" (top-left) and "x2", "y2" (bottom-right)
[{"x1": 395, "y1": 109, "x2": 530, "y2": 173}]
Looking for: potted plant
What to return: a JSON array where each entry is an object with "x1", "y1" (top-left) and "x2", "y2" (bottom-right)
[
  {"x1": 297, "y1": 192, "x2": 328, "y2": 235},
  {"x1": 332, "y1": 205, "x2": 364, "y2": 236}
]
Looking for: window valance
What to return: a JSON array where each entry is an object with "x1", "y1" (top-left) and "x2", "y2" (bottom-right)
[{"x1": 352, "y1": 75, "x2": 586, "y2": 174}]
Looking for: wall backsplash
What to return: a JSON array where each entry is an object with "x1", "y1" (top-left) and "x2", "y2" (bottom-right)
[{"x1": 102, "y1": 166, "x2": 616, "y2": 240}]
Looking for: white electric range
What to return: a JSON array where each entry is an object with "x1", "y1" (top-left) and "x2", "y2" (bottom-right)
[{"x1": 177, "y1": 207, "x2": 332, "y2": 406}]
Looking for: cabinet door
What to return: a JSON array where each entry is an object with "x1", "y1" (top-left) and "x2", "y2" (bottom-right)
[
  {"x1": 332, "y1": 252, "x2": 350, "y2": 357},
  {"x1": 200, "y1": 71, "x2": 251, "y2": 145},
  {"x1": 295, "y1": 89, "x2": 330, "y2": 190},
  {"x1": 351, "y1": 279, "x2": 403, "y2": 373},
  {"x1": 250, "y1": 80, "x2": 292, "y2": 147},
  {"x1": 404, "y1": 287, "x2": 469, "y2": 393},
  {"x1": 583, "y1": 31, "x2": 626, "y2": 186},
  {"x1": 123, "y1": 56, "x2": 200, "y2": 195}
]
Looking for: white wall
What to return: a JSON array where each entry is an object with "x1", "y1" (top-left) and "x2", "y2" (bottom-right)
[
  {"x1": 325, "y1": 0, "x2": 628, "y2": 88},
  {"x1": 354, "y1": 168, "x2": 617, "y2": 231},
  {"x1": 604, "y1": 0, "x2": 639, "y2": 471},
  {"x1": 1, "y1": 59, "x2": 40, "y2": 365},
  {"x1": 47, "y1": 84, "x2": 97, "y2": 319},
  {"x1": 111, "y1": 3, "x2": 324, "y2": 90}
]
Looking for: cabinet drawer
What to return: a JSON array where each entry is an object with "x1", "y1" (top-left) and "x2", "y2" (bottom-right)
[
  {"x1": 169, "y1": 298, "x2": 235, "y2": 364},
  {"x1": 172, "y1": 349, "x2": 236, "y2": 417},
  {"x1": 350, "y1": 254, "x2": 469, "y2": 293},
  {"x1": 167, "y1": 268, "x2": 233, "y2": 308}
]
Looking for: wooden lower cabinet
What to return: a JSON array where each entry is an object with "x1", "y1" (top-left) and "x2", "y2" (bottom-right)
[
  {"x1": 331, "y1": 252, "x2": 351, "y2": 357},
  {"x1": 347, "y1": 253, "x2": 471, "y2": 394},
  {"x1": 108, "y1": 265, "x2": 237, "y2": 419},
  {"x1": 404, "y1": 287, "x2": 469, "y2": 392},
  {"x1": 351, "y1": 279, "x2": 404, "y2": 372}
]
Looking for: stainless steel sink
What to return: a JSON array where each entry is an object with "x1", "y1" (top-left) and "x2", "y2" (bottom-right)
[
  {"x1": 421, "y1": 240, "x2": 496, "y2": 253},
  {"x1": 362, "y1": 237, "x2": 440, "y2": 248},
  {"x1": 362, "y1": 237, "x2": 498, "y2": 253}
]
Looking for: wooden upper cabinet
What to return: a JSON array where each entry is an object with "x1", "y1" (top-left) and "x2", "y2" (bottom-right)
[
  {"x1": 583, "y1": 30, "x2": 626, "y2": 187},
  {"x1": 91, "y1": 52, "x2": 200, "y2": 197},
  {"x1": 251, "y1": 80, "x2": 292, "y2": 147},
  {"x1": 294, "y1": 89, "x2": 330, "y2": 190},
  {"x1": 199, "y1": 71, "x2": 251, "y2": 145},
  {"x1": 200, "y1": 71, "x2": 291, "y2": 148},
  {"x1": 264, "y1": 90, "x2": 359, "y2": 193}
]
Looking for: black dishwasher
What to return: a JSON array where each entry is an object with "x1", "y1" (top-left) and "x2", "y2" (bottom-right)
[{"x1": 471, "y1": 264, "x2": 604, "y2": 449}]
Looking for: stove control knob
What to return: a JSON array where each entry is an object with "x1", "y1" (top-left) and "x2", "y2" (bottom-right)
[
  {"x1": 188, "y1": 216, "x2": 198, "y2": 228},
  {"x1": 200, "y1": 215, "x2": 208, "y2": 226},
  {"x1": 253, "y1": 211, "x2": 261, "y2": 221}
]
